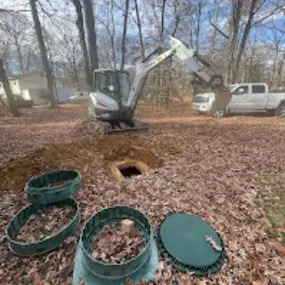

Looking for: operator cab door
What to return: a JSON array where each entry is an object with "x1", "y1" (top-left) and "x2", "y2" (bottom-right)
[
  {"x1": 93, "y1": 70, "x2": 130, "y2": 107},
  {"x1": 228, "y1": 85, "x2": 250, "y2": 113}
]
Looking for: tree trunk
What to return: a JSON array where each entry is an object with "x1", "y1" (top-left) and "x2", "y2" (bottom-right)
[
  {"x1": 160, "y1": 0, "x2": 167, "y2": 42},
  {"x1": 270, "y1": 49, "x2": 279, "y2": 88},
  {"x1": 29, "y1": 0, "x2": 57, "y2": 108},
  {"x1": 121, "y1": 0, "x2": 130, "y2": 70},
  {"x1": 209, "y1": 2, "x2": 221, "y2": 58},
  {"x1": 134, "y1": 0, "x2": 145, "y2": 60},
  {"x1": 15, "y1": 37, "x2": 25, "y2": 74},
  {"x1": 71, "y1": 0, "x2": 92, "y2": 90},
  {"x1": 226, "y1": 0, "x2": 243, "y2": 84},
  {"x1": 248, "y1": 47, "x2": 255, "y2": 82},
  {"x1": 277, "y1": 52, "x2": 285, "y2": 87},
  {"x1": 110, "y1": 0, "x2": 116, "y2": 69},
  {"x1": 0, "y1": 58, "x2": 20, "y2": 117},
  {"x1": 83, "y1": 0, "x2": 99, "y2": 74},
  {"x1": 195, "y1": 1, "x2": 202, "y2": 54},
  {"x1": 72, "y1": 55, "x2": 80, "y2": 90},
  {"x1": 232, "y1": 0, "x2": 257, "y2": 82}
]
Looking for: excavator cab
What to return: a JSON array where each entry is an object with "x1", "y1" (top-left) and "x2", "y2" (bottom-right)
[
  {"x1": 93, "y1": 69, "x2": 130, "y2": 106},
  {"x1": 89, "y1": 68, "x2": 142, "y2": 133}
]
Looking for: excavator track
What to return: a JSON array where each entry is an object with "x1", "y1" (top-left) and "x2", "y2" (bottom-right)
[
  {"x1": 105, "y1": 125, "x2": 148, "y2": 134},
  {"x1": 95, "y1": 120, "x2": 148, "y2": 135}
]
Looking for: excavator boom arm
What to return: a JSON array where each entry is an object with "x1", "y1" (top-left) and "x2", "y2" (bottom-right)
[{"x1": 127, "y1": 36, "x2": 224, "y2": 110}]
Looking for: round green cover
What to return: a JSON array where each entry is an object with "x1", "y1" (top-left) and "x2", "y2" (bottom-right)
[
  {"x1": 25, "y1": 170, "x2": 81, "y2": 205},
  {"x1": 157, "y1": 213, "x2": 225, "y2": 275}
]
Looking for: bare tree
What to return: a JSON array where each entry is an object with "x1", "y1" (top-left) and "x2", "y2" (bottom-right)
[
  {"x1": 121, "y1": 0, "x2": 130, "y2": 70},
  {"x1": 29, "y1": 0, "x2": 57, "y2": 108},
  {"x1": 83, "y1": 0, "x2": 99, "y2": 74},
  {"x1": 134, "y1": 0, "x2": 145, "y2": 60},
  {"x1": 71, "y1": 0, "x2": 92, "y2": 90},
  {"x1": 110, "y1": 0, "x2": 116, "y2": 68},
  {"x1": 0, "y1": 58, "x2": 20, "y2": 117},
  {"x1": 232, "y1": 0, "x2": 258, "y2": 82},
  {"x1": 195, "y1": 0, "x2": 203, "y2": 53},
  {"x1": 160, "y1": 0, "x2": 167, "y2": 42},
  {"x1": 226, "y1": 0, "x2": 243, "y2": 83}
]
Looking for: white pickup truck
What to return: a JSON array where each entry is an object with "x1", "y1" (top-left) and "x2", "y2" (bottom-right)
[{"x1": 192, "y1": 83, "x2": 285, "y2": 117}]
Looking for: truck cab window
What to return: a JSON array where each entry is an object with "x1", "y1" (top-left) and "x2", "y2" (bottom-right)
[
  {"x1": 252, "y1": 85, "x2": 265, "y2": 94},
  {"x1": 233, "y1": 86, "x2": 248, "y2": 95}
]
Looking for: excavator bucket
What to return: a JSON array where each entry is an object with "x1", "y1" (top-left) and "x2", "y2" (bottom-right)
[
  {"x1": 170, "y1": 36, "x2": 231, "y2": 114},
  {"x1": 170, "y1": 36, "x2": 223, "y2": 89},
  {"x1": 210, "y1": 89, "x2": 232, "y2": 117}
]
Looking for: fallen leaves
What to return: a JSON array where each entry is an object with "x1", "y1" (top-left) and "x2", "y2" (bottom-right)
[
  {"x1": 0, "y1": 104, "x2": 285, "y2": 284},
  {"x1": 267, "y1": 240, "x2": 285, "y2": 256},
  {"x1": 17, "y1": 205, "x2": 75, "y2": 243},
  {"x1": 91, "y1": 222, "x2": 144, "y2": 263}
]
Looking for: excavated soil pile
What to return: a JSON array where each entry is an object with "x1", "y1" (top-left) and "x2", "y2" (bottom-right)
[
  {"x1": 16, "y1": 205, "x2": 75, "y2": 243},
  {"x1": 0, "y1": 135, "x2": 164, "y2": 193},
  {"x1": 91, "y1": 222, "x2": 144, "y2": 263},
  {"x1": 0, "y1": 143, "x2": 93, "y2": 192},
  {"x1": 73, "y1": 119, "x2": 104, "y2": 139}
]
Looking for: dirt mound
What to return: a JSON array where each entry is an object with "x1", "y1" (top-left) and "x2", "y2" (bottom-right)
[
  {"x1": 73, "y1": 119, "x2": 104, "y2": 139},
  {"x1": 0, "y1": 136, "x2": 163, "y2": 193},
  {"x1": 0, "y1": 143, "x2": 92, "y2": 192}
]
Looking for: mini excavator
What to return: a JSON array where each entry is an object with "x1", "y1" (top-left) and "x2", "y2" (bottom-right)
[{"x1": 88, "y1": 36, "x2": 230, "y2": 134}]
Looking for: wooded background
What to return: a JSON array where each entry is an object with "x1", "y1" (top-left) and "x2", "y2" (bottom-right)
[{"x1": 0, "y1": 0, "x2": 285, "y2": 114}]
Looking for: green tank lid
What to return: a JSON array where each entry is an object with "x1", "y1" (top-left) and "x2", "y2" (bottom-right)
[{"x1": 157, "y1": 213, "x2": 226, "y2": 276}]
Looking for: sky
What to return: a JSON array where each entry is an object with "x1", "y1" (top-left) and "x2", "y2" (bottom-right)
[{"x1": 1, "y1": 0, "x2": 285, "y2": 73}]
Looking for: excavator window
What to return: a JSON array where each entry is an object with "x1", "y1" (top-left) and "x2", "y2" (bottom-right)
[
  {"x1": 94, "y1": 71, "x2": 116, "y2": 98},
  {"x1": 94, "y1": 70, "x2": 130, "y2": 105}
]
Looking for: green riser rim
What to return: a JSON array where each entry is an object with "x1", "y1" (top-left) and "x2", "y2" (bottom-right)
[
  {"x1": 6, "y1": 198, "x2": 81, "y2": 256},
  {"x1": 25, "y1": 170, "x2": 82, "y2": 205},
  {"x1": 80, "y1": 206, "x2": 154, "y2": 280}
]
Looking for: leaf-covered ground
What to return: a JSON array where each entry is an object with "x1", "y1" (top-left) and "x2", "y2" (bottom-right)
[{"x1": 0, "y1": 103, "x2": 285, "y2": 284}]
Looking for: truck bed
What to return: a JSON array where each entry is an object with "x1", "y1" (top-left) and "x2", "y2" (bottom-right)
[{"x1": 267, "y1": 93, "x2": 285, "y2": 110}]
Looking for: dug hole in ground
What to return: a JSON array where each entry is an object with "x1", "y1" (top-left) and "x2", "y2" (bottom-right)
[{"x1": 0, "y1": 103, "x2": 285, "y2": 284}]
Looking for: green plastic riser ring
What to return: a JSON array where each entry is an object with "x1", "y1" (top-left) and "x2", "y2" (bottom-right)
[
  {"x1": 80, "y1": 206, "x2": 153, "y2": 280},
  {"x1": 25, "y1": 170, "x2": 82, "y2": 205},
  {"x1": 6, "y1": 198, "x2": 81, "y2": 256}
]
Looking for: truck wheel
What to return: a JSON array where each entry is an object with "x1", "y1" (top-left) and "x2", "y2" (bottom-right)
[
  {"x1": 276, "y1": 103, "x2": 285, "y2": 117},
  {"x1": 212, "y1": 109, "x2": 225, "y2": 118},
  {"x1": 275, "y1": 102, "x2": 285, "y2": 117}
]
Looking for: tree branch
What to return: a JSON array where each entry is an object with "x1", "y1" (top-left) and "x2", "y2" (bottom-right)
[
  {"x1": 0, "y1": 8, "x2": 31, "y2": 13},
  {"x1": 208, "y1": 11, "x2": 229, "y2": 40},
  {"x1": 251, "y1": 4, "x2": 285, "y2": 27}
]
